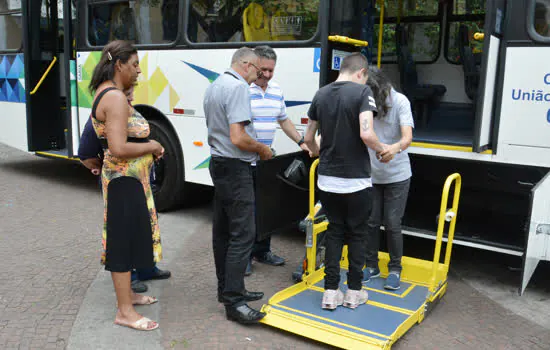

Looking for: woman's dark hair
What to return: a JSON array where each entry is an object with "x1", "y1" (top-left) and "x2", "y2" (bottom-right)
[
  {"x1": 89, "y1": 40, "x2": 138, "y2": 94},
  {"x1": 366, "y1": 65, "x2": 393, "y2": 118}
]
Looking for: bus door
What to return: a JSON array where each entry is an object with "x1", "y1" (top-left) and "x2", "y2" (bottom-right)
[
  {"x1": 320, "y1": 0, "x2": 372, "y2": 87},
  {"x1": 472, "y1": 0, "x2": 506, "y2": 152},
  {"x1": 21, "y1": 0, "x2": 70, "y2": 153}
]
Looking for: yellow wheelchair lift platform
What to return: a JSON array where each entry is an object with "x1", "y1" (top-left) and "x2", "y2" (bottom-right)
[{"x1": 260, "y1": 159, "x2": 462, "y2": 349}]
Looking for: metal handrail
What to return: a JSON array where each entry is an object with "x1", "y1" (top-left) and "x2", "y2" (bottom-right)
[
  {"x1": 328, "y1": 35, "x2": 369, "y2": 47},
  {"x1": 429, "y1": 173, "x2": 462, "y2": 293},
  {"x1": 308, "y1": 159, "x2": 320, "y2": 219},
  {"x1": 377, "y1": 0, "x2": 385, "y2": 68},
  {"x1": 30, "y1": 56, "x2": 57, "y2": 95},
  {"x1": 473, "y1": 32, "x2": 485, "y2": 40}
]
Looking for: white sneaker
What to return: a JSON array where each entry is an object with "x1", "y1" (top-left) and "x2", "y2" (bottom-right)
[
  {"x1": 321, "y1": 289, "x2": 344, "y2": 310},
  {"x1": 343, "y1": 289, "x2": 369, "y2": 309}
]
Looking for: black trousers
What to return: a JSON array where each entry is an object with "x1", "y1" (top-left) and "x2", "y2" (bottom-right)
[
  {"x1": 250, "y1": 165, "x2": 271, "y2": 257},
  {"x1": 209, "y1": 157, "x2": 256, "y2": 307},
  {"x1": 319, "y1": 187, "x2": 372, "y2": 291},
  {"x1": 366, "y1": 178, "x2": 411, "y2": 273}
]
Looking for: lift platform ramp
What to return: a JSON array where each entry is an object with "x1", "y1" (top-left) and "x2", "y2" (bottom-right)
[{"x1": 260, "y1": 159, "x2": 462, "y2": 349}]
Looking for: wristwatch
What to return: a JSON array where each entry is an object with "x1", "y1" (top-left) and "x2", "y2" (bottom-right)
[{"x1": 297, "y1": 136, "x2": 305, "y2": 146}]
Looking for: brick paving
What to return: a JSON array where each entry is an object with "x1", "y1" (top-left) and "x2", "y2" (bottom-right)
[
  {"x1": 2, "y1": 140, "x2": 550, "y2": 350},
  {"x1": 160, "y1": 218, "x2": 550, "y2": 350},
  {"x1": 0, "y1": 144, "x2": 103, "y2": 350}
]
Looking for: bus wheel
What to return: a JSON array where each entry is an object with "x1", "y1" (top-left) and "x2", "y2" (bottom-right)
[{"x1": 148, "y1": 119, "x2": 185, "y2": 212}]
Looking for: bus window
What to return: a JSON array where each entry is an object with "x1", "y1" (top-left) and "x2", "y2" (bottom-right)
[
  {"x1": 88, "y1": 0, "x2": 179, "y2": 46},
  {"x1": 0, "y1": 0, "x2": 23, "y2": 51},
  {"x1": 371, "y1": 0, "x2": 441, "y2": 63},
  {"x1": 534, "y1": 0, "x2": 550, "y2": 37},
  {"x1": 446, "y1": 0, "x2": 485, "y2": 64},
  {"x1": 187, "y1": 0, "x2": 319, "y2": 43}
]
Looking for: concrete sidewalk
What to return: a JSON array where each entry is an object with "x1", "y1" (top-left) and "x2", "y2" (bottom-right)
[{"x1": 68, "y1": 205, "x2": 550, "y2": 349}]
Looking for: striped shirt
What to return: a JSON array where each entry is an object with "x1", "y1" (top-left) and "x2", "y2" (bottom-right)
[{"x1": 249, "y1": 81, "x2": 288, "y2": 146}]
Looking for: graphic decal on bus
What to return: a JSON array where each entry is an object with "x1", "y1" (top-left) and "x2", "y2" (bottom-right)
[
  {"x1": 0, "y1": 54, "x2": 25, "y2": 103},
  {"x1": 77, "y1": 52, "x2": 181, "y2": 111},
  {"x1": 193, "y1": 156, "x2": 211, "y2": 170},
  {"x1": 183, "y1": 60, "x2": 311, "y2": 108}
]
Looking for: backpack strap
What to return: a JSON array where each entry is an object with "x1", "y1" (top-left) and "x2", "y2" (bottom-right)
[{"x1": 91, "y1": 87, "x2": 119, "y2": 119}]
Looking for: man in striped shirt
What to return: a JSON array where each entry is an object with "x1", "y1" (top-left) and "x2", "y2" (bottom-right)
[{"x1": 246, "y1": 45, "x2": 311, "y2": 275}]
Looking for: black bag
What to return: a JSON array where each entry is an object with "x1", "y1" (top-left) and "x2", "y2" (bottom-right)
[{"x1": 283, "y1": 158, "x2": 307, "y2": 185}]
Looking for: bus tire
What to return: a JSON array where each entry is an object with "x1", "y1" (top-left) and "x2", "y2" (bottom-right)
[{"x1": 147, "y1": 119, "x2": 185, "y2": 212}]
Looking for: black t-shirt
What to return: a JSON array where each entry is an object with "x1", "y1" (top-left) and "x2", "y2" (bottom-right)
[{"x1": 308, "y1": 81, "x2": 377, "y2": 179}]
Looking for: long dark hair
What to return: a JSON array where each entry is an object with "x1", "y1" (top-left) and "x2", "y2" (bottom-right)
[
  {"x1": 366, "y1": 65, "x2": 393, "y2": 118},
  {"x1": 89, "y1": 40, "x2": 138, "y2": 94}
]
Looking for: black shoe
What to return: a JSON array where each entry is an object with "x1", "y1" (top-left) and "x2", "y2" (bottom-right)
[
  {"x1": 131, "y1": 280, "x2": 148, "y2": 293},
  {"x1": 218, "y1": 290, "x2": 264, "y2": 303},
  {"x1": 225, "y1": 304, "x2": 266, "y2": 324},
  {"x1": 255, "y1": 252, "x2": 285, "y2": 266},
  {"x1": 139, "y1": 268, "x2": 171, "y2": 281}
]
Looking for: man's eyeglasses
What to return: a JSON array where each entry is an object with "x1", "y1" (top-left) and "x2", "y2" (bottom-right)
[{"x1": 242, "y1": 61, "x2": 260, "y2": 71}]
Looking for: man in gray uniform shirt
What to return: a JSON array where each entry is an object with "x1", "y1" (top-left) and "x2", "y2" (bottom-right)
[{"x1": 204, "y1": 47, "x2": 273, "y2": 324}]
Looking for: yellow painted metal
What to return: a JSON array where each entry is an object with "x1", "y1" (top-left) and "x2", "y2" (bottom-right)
[
  {"x1": 328, "y1": 35, "x2": 369, "y2": 47},
  {"x1": 429, "y1": 173, "x2": 462, "y2": 293},
  {"x1": 260, "y1": 160, "x2": 462, "y2": 349},
  {"x1": 35, "y1": 151, "x2": 79, "y2": 161},
  {"x1": 377, "y1": 0, "x2": 385, "y2": 68},
  {"x1": 411, "y1": 141, "x2": 493, "y2": 154},
  {"x1": 474, "y1": 32, "x2": 485, "y2": 40},
  {"x1": 30, "y1": 56, "x2": 57, "y2": 95},
  {"x1": 261, "y1": 306, "x2": 390, "y2": 349},
  {"x1": 308, "y1": 159, "x2": 319, "y2": 218}
]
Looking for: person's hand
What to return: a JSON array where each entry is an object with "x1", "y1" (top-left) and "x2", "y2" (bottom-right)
[
  {"x1": 81, "y1": 158, "x2": 102, "y2": 175},
  {"x1": 259, "y1": 145, "x2": 273, "y2": 160},
  {"x1": 150, "y1": 140, "x2": 165, "y2": 161},
  {"x1": 377, "y1": 143, "x2": 399, "y2": 163},
  {"x1": 299, "y1": 143, "x2": 314, "y2": 157}
]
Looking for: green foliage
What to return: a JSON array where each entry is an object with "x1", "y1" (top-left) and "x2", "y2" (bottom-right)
[{"x1": 371, "y1": 0, "x2": 486, "y2": 63}]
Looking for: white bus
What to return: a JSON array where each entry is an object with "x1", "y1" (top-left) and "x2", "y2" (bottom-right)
[{"x1": 1, "y1": 0, "x2": 550, "y2": 294}]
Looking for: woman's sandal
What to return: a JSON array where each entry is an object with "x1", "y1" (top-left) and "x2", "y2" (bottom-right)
[
  {"x1": 116, "y1": 296, "x2": 158, "y2": 308},
  {"x1": 114, "y1": 317, "x2": 159, "y2": 331},
  {"x1": 134, "y1": 295, "x2": 158, "y2": 306}
]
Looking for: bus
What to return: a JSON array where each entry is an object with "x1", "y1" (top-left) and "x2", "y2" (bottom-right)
[{"x1": 1, "y1": 0, "x2": 549, "y2": 295}]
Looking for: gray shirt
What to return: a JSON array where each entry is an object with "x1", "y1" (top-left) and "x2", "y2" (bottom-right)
[
  {"x1": 368, "y1": 89, "x2": 414, "y2": 184},
  {"x1": 204, "y1": 68, "x2": 258, "y2": 163}
]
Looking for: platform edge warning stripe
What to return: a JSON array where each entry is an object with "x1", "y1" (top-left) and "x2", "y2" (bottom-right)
[
  {"x1": 260, "y1": 305, "x2": 390, "y2": 350},
  {"x1": 308, "y1": 286, "x2": 415, "y2": 316},
  {"x1": 271, "y1": 303, "x2": 390, "y2": 340},
  {"x1": 389, "y1": 304, "x2": 425, "y2": 345}
]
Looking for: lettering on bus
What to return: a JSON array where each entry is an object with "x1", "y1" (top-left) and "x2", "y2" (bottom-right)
[
  {"x1": 511, "y1": 74, "x2": 550, "y2": 101},
  {"x1": 511, "y1": 89, "x2": 550, "y2": 102},
  {"x1": 511, "y1": 74, "x2": 550, "y2": 123},
  {"x1": 271, "y1": 16, "x2": 303, "y2": 36}
]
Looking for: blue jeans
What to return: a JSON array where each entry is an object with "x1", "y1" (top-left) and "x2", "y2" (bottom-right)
[{"x1": 365, "y1": 178, "x2": 411, "y2": 273}]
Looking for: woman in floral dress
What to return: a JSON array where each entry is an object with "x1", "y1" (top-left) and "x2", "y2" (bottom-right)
[{"x1": 89, "y1": 40, "x2": 164, "y2": 331}]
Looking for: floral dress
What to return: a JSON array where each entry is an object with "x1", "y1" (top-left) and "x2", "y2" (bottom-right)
[{"x1": 91, "y1": 87, "x2": 162, "y2": 270}]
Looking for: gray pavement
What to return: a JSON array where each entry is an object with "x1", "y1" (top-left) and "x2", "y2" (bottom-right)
[{"x1": 2, "y1": 142, "x2": 550, "y2": 350}]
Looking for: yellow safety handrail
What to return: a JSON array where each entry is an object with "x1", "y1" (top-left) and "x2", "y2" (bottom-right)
[
  {"x1": 308, "y1": 158, "x2": 320, "y2": 219},
  {"x1": 429, "y1": 173, "x2": 462, "y2": 293},
  {"x1": 328, "y1": 35, "x2": 369, "y2": 47},
  {"x1": 30, "y1": 56, "x2": 57, "y2": 95},
  {"x1": 473, "y1": 32, "x2": 484, "y2": 40},
  {"x1": 304, "y1": 158, "x2": 321, "y2": 276},
  {"x1": 377, "y1": 0, "x2": 385, "y2": 68}
]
